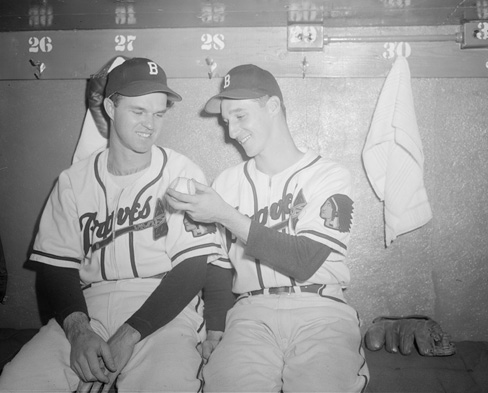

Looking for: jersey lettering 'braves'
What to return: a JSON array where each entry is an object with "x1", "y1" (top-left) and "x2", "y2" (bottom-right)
[
  {"x1": 212, "y1": 149, "x2": 354, "y2": 294},
  {"x1": 30, "y1": 145, "x2": 222, "y2": 285}
]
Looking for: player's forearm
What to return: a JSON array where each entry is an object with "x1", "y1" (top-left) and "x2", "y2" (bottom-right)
[
  {"x1": 215, "y1": 202, "x2": 252, "y2": 244},
  {"x1": 39, "y1": 264, "x2": 89, "y2": 327},
  {"x1": 203, "y1": 264, "x2": 235, "y2": 331},
  {"x1": 126, "y1": 256, "x2": 207, "y2": 340},
  {"x1": 246, "y1": 220, "x2": 332, "y2": 281}
]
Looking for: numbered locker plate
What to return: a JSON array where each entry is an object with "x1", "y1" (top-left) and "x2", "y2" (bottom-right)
[{"x1": 2, "y1": 26, "x2": 488, "y2": 80}]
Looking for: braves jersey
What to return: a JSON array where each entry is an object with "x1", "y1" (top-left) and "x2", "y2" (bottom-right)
[
  {"x1": 30, "y1": 145, "x2": 221, "y2": 286},
  {"x1": 212, "y1": 149, "x2": 354, "y2": 294}
]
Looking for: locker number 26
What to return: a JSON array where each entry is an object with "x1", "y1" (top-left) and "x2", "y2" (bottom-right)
[{"x1": 28, "y1": 36, "x2": 53, "y2": 53}]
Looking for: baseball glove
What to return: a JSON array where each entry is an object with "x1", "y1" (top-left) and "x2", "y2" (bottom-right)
[
  {"x1": 86, "y1": 56, "x2": 130, "y2": 138},
  {"x1": 364, "y1": 315, "x2": 456, "y2": 356}
]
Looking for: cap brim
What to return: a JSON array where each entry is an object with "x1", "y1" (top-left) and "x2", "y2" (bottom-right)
[
  {"x1": 204, "y1": 88, "x2": 268, "y2": 114},
  {"x1": 114, "y1": 81, "x2": 182, "y2": 101}
]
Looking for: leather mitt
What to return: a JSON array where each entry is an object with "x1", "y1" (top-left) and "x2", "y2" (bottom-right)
[
  {"x1": 364, "y1": 315, "x2": 456, "y2": 356},
  {"x1": 86, "y1": 56, "x2": 130, "y2": 138}
]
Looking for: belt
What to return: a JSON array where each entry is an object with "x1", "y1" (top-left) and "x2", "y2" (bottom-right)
[
  {"x1": 246, "y1": 284, "x2": 324, "y2": 296},
  {"x1": 82, "y1": 272, "x2": 167, "y2": 290}
]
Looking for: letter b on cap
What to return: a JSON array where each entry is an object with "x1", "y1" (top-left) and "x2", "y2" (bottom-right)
[
  {"x1": 223, "y1": 74, "x2": 230, "y2": 89},
  {"x1": 148, "y1": 62, "x2": 158, "y2": 75}
]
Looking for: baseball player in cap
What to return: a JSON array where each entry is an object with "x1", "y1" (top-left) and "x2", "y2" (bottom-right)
[
  {"x1": 0, "y1": 57, "x2": 222, "y2": 392},
  {"x1": 166, "y1": 64, "x2": 370, "y2": 392}
]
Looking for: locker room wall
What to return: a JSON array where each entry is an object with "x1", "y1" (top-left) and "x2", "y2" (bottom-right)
[{"x1": 0, "y1": 74, "x2": 487, "y2": 341}]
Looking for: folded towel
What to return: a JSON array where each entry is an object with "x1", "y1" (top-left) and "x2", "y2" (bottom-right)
[
  {"x1": 72, "y1": 56, "x2": 127, "y2": 163},
  {"x1": 362, "y1": 56, "x2": 432, "y2": 247}
]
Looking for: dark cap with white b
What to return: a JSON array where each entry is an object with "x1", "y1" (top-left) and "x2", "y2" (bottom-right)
[
  {"x1": 204, "y1": 64, "x2": 283, "y2": 114},
  {"x1": 105, "y1": 57, "x2": 182, "y2": 102}
]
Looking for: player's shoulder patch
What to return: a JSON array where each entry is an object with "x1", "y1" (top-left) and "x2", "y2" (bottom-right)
[
  {"x1": 319, "y1": 194, "x2": 353, "y2": 233},
  {"x1": 183, "y1": 213, "x2": 217, "y2": 237}
]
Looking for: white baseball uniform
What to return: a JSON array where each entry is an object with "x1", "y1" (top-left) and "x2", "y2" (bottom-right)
[
  {"x1": 32, "y1": 145, "x2": 219, "y2": 282},
  {"x1": 0, "y1": 145, "x2": 221, "y2": 392},
  {"x1": 204, "y1": 149, "x2": 369, "y2": 392}
]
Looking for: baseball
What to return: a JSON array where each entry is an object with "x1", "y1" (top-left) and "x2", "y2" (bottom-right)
[{"x1": 169, "y1": 177, "x2": 196, "y2": 195}]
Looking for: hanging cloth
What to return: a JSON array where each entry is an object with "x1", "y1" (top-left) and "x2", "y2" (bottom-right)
[
  {"x1": 362, "y1": 56, "x2": 432, "y2": 247},
  {"x1": 72, "y1": 56, "x2": 128, "y2": 163},
  {"x1": 72, "y1": 109, "x2": 108, "y2": 163}
]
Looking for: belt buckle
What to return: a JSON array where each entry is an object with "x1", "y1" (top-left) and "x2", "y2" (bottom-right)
[
  {"x1": 269, "y1": 287, "x2": 290, "y2": 295},
  {"x1": 276, "y1": 286, "x2": 294, "y2": 295}
]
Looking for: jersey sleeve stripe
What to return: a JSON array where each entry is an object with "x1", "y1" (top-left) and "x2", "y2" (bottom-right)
[
  {"x1": 298, "y1": 230, "x2": 348, "y2": 251},
  {"x1": 170, "y1": 242, "x2": 222, "y2": 262},
  {"x1": 31, "y1": 250, "x2": 81, "y2": 264}
]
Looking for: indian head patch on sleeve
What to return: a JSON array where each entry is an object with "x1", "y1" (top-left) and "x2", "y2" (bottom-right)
[
  {"x1": 319, "y1": 194, "x2": 354, "y2": 233},
  {"x1": 183, "y1": 213, "x2": 217, "y2": 237}
]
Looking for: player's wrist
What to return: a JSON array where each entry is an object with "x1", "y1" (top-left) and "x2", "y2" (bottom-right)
[
  {"x1": 118, "y1": 323, "x2": 142, "y2": 344},
  {"x1": 206, "y1": 330, "x2": 224, "y2": 342},
  {"x1": 63, "y1": 311, "x2": 92, "y2": 341},
  {"x1": 218, "y1": 205, "x2": 252, "y2": 244}
]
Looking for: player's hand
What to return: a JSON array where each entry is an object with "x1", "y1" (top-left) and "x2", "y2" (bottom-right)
[
  {"x1": 64, "y1": 312, "x2": 116, "y2": 385},
  {"x1": 165, "y1": 180, "x2": 227, "y2": 223},
  {"x1": 76, "y1": 323, "x2": 141, "y2": 393},
  {"x1": 167, "y1": 179, "x2": 252, "y2": 243},
  {"x1": 200, "y1": 330, "x2": 224, "y2": 362}
]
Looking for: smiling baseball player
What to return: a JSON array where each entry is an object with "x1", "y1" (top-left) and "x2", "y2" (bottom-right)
[
  {"x1": 166, "y1": 64, "x2": 369, "y2": 392},
  {"x1": 0, "y1": 57, "x2": 221, "y2": 393}
]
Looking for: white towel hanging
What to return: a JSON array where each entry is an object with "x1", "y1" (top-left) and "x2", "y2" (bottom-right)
[
  {"x1": 72, "y1": 56, "x2": 127, "y2": 163},
  {"x1": 362, "y1": 56, "x2": 432, "y2": 247}
]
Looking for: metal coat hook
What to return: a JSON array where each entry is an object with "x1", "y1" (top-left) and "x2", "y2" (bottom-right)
[
  {"x1": 206, "y1": 57, "x2": 217, "y2": 79},
  {"x1": 301, "y1": 57, "x2": 309, "y2": 78},
  {"x1": 30, "y1": 59, "x2": 46, "y2": 79}
]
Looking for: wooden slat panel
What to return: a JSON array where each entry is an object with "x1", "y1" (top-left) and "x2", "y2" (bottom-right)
[{"x1": 1, "y1": 26, "x2": 487, "y2": 80}]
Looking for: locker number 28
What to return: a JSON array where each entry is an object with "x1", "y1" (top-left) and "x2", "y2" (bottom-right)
[{"x1": 201, "y1": 34, "x2": 225, "y2": 50}]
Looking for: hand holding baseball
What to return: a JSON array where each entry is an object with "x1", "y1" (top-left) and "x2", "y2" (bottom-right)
[
  {"x1": 168, "y1": 177, "x2": 196, "y2": 195},
  {"x1": 166, "y1": 179, "x2": 251, "y2": 243},
  {"x1": 166, "y1": 179, "x2": 222, "y2": 223}
]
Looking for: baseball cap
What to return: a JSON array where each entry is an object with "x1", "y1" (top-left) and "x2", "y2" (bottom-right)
[
  {"x1": 204, "y1": 64, "x2": 283, "y2": 114},
  {"x1": 105, "y1": 57, "x2": 182, "y2": 101}
]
